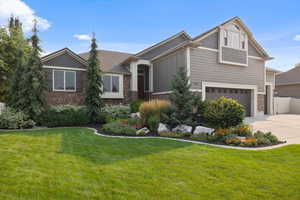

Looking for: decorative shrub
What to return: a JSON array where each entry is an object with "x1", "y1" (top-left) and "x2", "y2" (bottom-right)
[
  {"x1": 230, "y1": 124, "x2": 252, "y2": 137},
  {"x1": 147, "y1": 115, "x2": 160, "y2": 132},
  {"x1": 130, "y1": 100, "x2": 144, "y2": 113},
  {"x1": 159, "y1": 131, "x2": 191, "y2": 138},
  {"x1": 241, "y1": 137, "x2": 258, "y2": 147},
  {"x1": 214, "y1": 128, "x2": 231, "y2": 136},
  {"x1": 103, "y1": 105, "x2": 130, "y2": 123},
  {"x1": 202, "y1": 97, "x2": 245, "y2": 129},
  {"x1": 254, "y1": 131, "x2": 278, "y2": 145},
  {"x1": 139, "y1": 99, "x2": 171, "y2": 125},
  {"x1": 224, "y1": 136, "x2": 242, "y2": 146},
  {"x1": 0, "y1": 107, "x2": 35, "y2": 129},
  {"x1": 37, "y1": 105, "x2": 98, "y2": 127},
  {"x1": 101, "y1": 122, "x2": 136, "y2": 136}
]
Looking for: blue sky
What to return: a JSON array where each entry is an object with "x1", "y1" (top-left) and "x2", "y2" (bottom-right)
[{"x1": 1, "y1": 0, "x2": 300, "y2": 71}]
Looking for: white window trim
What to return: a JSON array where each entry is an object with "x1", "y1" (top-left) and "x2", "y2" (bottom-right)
[
  {"x1": 44, "y1": 65, "x2": 87, "y2": 71},
  {"x1": 219, "y1": 23, "x2": 249, "y2": 67},
  {"x1": 102, "y1": 73, "x2": 124, "y2": 99},
  {"x1": 52, "y1": 70, "x2": 76, "y2": 92}
]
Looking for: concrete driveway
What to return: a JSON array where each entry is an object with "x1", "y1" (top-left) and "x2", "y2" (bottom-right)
[{"x1": 246, "y1": 114, "x2": 300, "y2": 144}]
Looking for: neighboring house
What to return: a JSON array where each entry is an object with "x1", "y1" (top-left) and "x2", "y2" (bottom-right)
[
  {"x1": 275, "y1": 65, "x2": 300, "y2": 99},
  {"x1": 41, "y1": 16, "x2": 275, "y2": 116}
]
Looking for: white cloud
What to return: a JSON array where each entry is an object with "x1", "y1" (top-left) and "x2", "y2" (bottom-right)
[
  {"x1": 293, "y1": 34, "x2": 300, "y2": 41},
  {"x1": 0, "y1": 0, "x2": 50, "y2": 32},
  {"x1": 73, "y1": 34, "x2": 92, "y2": 41}
]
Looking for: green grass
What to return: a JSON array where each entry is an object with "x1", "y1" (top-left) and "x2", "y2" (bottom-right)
[{"x1": 0, "y1": 128, "x2": 299, "y2": 200}]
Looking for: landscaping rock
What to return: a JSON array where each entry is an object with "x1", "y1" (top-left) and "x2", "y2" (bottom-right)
[
  {"x1": 158, "y1": 123, "x2": 169, "y2": 133},
  {"x1": 172, "y1": 125, "x2": 192, "y2": 133},
  {"x1": 130, "y1": 112, "x2": 140, "y2": 118},
  {"x1": 136, "y1": 127, "x2": 150, "y2": 135},
  {"x1": 236, "y1": 136, "x2": 246, "y2": 142},
  {"x1": 193, "y1": 126, "x2": 214, "y2": 135}
]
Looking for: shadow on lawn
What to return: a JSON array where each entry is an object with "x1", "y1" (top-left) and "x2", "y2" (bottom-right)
[{"x1": 3, "y1": 128, "x2": 192, "y2": 165}]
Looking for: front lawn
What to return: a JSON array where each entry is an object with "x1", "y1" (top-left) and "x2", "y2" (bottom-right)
[{"x1": 0, "y1": 128, "x2": 299, "y2": 200}]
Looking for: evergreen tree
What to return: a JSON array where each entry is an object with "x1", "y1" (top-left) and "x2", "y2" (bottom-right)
[
  {"x1": 0, "y1": 16, "x2": 30, "y2": 103},
  {"x1": 15, "y1": 20, "x2": 46, "y2": 119},
  {"x1": 85, "y1": 34, "x2": 104, "y2": 123},
  {"x1": 169, "y1": 67, "x2": 195, "y2": 126}
]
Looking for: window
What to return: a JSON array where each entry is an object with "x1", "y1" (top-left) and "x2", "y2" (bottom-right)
[
  {"x1": 103, "y1": 75, "x2": 119, "y2": 93},
  {"x1": 222, "y1": 23, "x2": 247, "y2": 50},
  {"x1": 53, "y1": 70, "x2": 76, "y2": 91}
]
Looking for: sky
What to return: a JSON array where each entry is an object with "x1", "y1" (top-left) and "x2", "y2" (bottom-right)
[{"x1": 1, "y1": 0, "x2": 300, "y2": 72}]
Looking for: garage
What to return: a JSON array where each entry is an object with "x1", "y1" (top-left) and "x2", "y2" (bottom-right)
[{"x1": 205, "y1": 87, "x2": 252, "y2": 116}]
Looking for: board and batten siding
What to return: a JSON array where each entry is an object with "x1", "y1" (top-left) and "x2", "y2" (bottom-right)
[
  {"x1": 152, "y1": 48, "x2": 187, "y2": 92},
  {"x1": 266, "y1": 71, "x2": 275, "y2": 86},
  {"x1": 190, "y1": 48, "x2": 265, "y2": 92}
]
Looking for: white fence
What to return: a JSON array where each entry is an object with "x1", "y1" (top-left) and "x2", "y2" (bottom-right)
[
  {"x1": 274, "y1": 97, "x2": 300, "y2": 114},
  {"x1": 0, "y1": 103, "x2": 5, "y2": 114}
]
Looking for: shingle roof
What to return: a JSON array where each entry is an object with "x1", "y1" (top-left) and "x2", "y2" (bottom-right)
[
  {"x1": 276, "y1": 65, "x2": 300, "y2": 85},
  {"x1": 79, "y1": 50, "x2": 132, "y2": 74}
]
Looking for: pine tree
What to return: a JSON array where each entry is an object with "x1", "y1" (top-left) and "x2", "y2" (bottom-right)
[
  {"x1": 15, "y1": 20, "x2": 46, "y2": 119},
  {"x1": 85, "y1": 34, "x2": 104, "y2": 123},
  {"x1": 170, "y1": 67, "x2": 194, "y2": 126}
]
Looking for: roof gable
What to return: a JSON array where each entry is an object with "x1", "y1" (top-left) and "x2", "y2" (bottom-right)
[
  {"x1": 42, "y1": 48, "x2": 88, "y2": 67},
  {"x1": 135, "y1": 31, "x2": 191, "y2": 59},
  {"x1": 193, "y1": 17, "x2": 271, "y2": 59}
]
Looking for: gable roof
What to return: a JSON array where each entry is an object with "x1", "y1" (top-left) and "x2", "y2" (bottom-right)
[
  {"x1": 134, "y1": 31, "x2": 191, "y2": 58},
  {"x1": 276, "y1": 65, "x2": 300, "y2": 85},
  {"x1": 192, "y1": 16, "x2": 272, "y2": 60},
  {"x1": 42, "y1": 48, "x2": 88, "y2": 66},
  {"x1": 79, "y1": 50, "x2": 132, "y2": 74}
]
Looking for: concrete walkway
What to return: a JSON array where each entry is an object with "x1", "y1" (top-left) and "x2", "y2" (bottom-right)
[{"x1": 246, "y1": 114, "x2": 300, "y2": 144}]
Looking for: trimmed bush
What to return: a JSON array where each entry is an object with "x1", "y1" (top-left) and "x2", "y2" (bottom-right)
[
  {"x1": 158, "y1": 131, "x2": 191, "y2": 138},
  {"x1": 139, "y1": 99, "x2": 171, "y2": 126},
  {"x1": 130, "y1": 100, "x2": 144, "y2": 113},
  {"x1": 147, "y1": 115, "x2": 160, "y2": 132},
  {"x1": 101, "y1": 122, "x2": 136, "y2": 136},
  {"x1": 254, "y1": 131, "x2": 278, "y2": 145},
  {"x1": 202, "y1": 97, "x2": 245, "y2": 129},
  {"x1": 0, "y1": 107, "x2": 35, "y2": 129},
  {"x1": 37, "y1": 105, "x2": 102, "y2": 127},
  {"x1": 230, "y1": 124, "x2": 252, "y2": 137},
  {"x1": 103, "y1": 105, "x2": 130, "y2": 123}
]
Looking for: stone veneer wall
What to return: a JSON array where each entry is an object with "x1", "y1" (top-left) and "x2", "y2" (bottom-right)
[{"x1": 257, "y1": 94, "x2": 265, "y2": 112}]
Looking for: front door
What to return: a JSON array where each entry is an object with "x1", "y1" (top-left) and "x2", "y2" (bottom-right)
[{"x1": 138, "y1": 75, "x2": 145, "y2": 99}]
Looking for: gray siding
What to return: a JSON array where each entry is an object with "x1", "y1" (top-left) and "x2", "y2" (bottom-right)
[
  {"x1": 140, "y1": 35, "x2": 188, "y2": 60},
  {"x1": 222, "y1": 47, "x2": 247, "y2": 64},
  {"x1": 198, "y1": 32, "x2": 218, "y2": 49},
  {"x1": 43, "y1": 52, "x2": 86, "y2": 69},
  {"x1": 153, "y1": 49, "x2": 187, "y2": 92},
  {"x1": 276, "y1": 84, "x2": 300, "y2": 98},
  {"x1": 248, "y1": 42, "x2": 261, "y2": 57},
  {"x1": 190, "y1": 48, "x2": 265, "y2": 92}
]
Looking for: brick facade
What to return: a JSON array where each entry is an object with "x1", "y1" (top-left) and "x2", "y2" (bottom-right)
[
  {"x1": 257, "y1": 94, "x2": 265, "y2": 112},
  {"x1": 45, "y1": 91, "x2": 86, "y2": 105}
]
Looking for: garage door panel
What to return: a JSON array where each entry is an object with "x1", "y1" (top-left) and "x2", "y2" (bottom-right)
[{"x1": 206, "y1": 87, "x2": 251, "y2": 116}]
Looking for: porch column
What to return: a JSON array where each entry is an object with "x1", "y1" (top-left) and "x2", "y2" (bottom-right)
[
  {"x1": 130, "y1": 61, "x2": 138, "y2": 101},
  {"x1": 149, "y1": 63, "x2": 154, "y2": 92}
]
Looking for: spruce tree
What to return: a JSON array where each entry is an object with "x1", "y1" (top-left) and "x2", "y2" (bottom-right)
[
  {"x1": 170, "y1": 67, "x2": 194, "y2": 126},
  {"x1": 16, "y1": 20, "x2": 46, "y2": 119},
  {"x1": 85, "y1": 34, "x2": 104, "y2": 123}
]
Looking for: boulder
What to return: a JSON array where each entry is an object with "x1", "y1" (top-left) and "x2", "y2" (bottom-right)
[
  {"x1": 172, "y1": 124, "x2": 193, "y2": 133},
  {"x1": 193, "y1": 126, "x2": 214, "y2": 135},
  {"x1": 158, "y1": 123, "x2": 169, "y2": 133},
  {"x1": 136, "y1": 127, "x2": 150, "y2": 135},
  {"x1": 130, "y1": 112, "x2": 140, "y2": 118}
]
